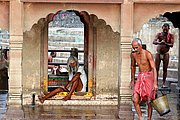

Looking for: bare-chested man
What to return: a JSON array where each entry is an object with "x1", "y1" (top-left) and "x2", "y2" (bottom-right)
[
  {"x1": 131, "y1": 38, "x2": 158, "y2": 120},
  {"x1": 39, "y1": 56, "x2": 87, "y2": 103},
  {"x1": 153, "y1": 23, "x2": 174, "y2": 87}
]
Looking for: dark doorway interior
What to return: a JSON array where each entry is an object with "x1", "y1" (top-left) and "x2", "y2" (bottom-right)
[{"x1": 0, "y1": 30, "x2": 9, "y2": 91}]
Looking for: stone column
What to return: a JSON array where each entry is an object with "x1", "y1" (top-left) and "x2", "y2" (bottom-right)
[
  {"x1": 8, "y1": 0, "x2": 23, "y2": 105},
  {"x1": 177, "y1": 29, "x2": 180, "y2": 105},
  {"x1": 119, "y1": 1, "x2": 134, "y2": 104}
]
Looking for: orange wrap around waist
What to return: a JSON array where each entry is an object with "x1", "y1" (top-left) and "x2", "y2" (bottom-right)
[{"x1": 133, "y1": 71, "x2": 155, "y2": 102}]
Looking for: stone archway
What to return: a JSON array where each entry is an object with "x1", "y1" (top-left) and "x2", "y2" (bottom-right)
[
  {"x1": 163, "y1": 12, "x2": 180, "y2": 105},
  {"x1": 134, "y1": 11, "x2": 180, "y2": 106},
  {"x1": 163, "y1": 12, "x2": 180, "y2": 28},
  {"x1": 22, "y1": 10, "x2": 120, "y2": 104}
]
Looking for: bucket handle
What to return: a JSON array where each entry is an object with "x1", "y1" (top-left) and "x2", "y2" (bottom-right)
[{"x1": 150, "y1": 90, "x2": 167, "y2": 102}]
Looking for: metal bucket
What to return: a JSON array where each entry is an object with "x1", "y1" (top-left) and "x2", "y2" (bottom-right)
[{"x1": 150, "y1": 95, "x2": 170, "y2": 116}]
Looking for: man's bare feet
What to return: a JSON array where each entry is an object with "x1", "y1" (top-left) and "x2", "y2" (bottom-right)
[
  {"x1": 62, "y1": 95, "x2": 71, "y2": 101},
  {"x1": 38, "y1": 95, "x2": 45, "y2": 104}
]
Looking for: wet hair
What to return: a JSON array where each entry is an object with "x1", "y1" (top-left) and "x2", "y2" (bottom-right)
[
  {"x1": 132, "y1": 38, "x2": 142, "y2": 45},
  {"x1": 67, "y1": 56, "x2": 79, "y2": 73},
  {"x1": 162, "y1": 23, "x2": 170, "y2": 28},
  {"x1": 50, "y1": 52, "x2": 55, "y2": 56}
]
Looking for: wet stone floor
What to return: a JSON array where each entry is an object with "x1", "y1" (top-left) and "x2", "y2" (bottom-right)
[
  {"x1": 0, "y1": 91, "x2": 7, "y2": 120},
  {"x1": 0, "y1": 91, "x2": 180, "y2": 120}
]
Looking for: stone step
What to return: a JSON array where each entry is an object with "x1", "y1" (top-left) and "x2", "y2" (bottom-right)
[
  {"x1": 167, "y1": 59, "x2": 178, "y2": 68},
  {"x1": 158, "y1": 77, "x2": 178, "y2": 88},
  {"x1": 159, "y1": 68, "x2": 178, "y2": 79},
  {"x1": 158, "y1": 87, "x2": 171, "y2": 93},
  {"x1": 170, "y1": 83, "x2": 178, "y2": 93}
]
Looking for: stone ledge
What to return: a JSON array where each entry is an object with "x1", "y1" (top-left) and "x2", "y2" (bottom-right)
[
  {"x1": 36, "y1": 99, "x2": 118, "y2": 106},
  {"x1": 23, "y1": 94, "x2": 119, "y2": 105},
  {"x1": 171, "y1": 83, "x2": 177, "y2": 93},
  {"x1": 158, "y1": 77, "x2": 178, "y2": 88}
]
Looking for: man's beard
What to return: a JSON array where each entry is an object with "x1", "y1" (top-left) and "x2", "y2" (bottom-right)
[
  {"x1": 71, "y1": 67, "x2": 78, "y2": 75},
  {"x1": 163, "y1": 30, "x2": 168, "y2": 34}
]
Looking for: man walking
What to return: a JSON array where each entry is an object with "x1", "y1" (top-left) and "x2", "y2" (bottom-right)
[{"x1": 130, "y1": 38, "x2": 158, "y2": 120}]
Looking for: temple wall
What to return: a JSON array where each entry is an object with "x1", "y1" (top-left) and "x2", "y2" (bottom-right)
[
  {"x1": 0, "y1": 1, "x2": 9, "y2": 30},
  {"x1": 134, "y1": 3, "x2": 180, "y2": 33},
  {"x1": 24, "y1": 3, "x2": 120, "y2": 32}
]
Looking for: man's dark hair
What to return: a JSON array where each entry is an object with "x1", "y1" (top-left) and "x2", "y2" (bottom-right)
[
  {"x1": 162, "y1": 23, "x2": 170, "y2": 28},
  {"x1": 50, "y1": 52, "x2": 55, "y2": 56}
]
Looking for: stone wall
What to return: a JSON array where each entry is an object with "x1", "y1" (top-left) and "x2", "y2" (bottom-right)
[
  {"x1": 92, "y1": 16, "x2": 120, "y2": 95},
  {"x1": 0, "y1": 1, "x2": 9, "y2": 31}
]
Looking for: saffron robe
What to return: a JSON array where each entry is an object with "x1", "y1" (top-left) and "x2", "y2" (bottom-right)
[{"x1": 133, "y1": 71, "x2": 155, "y2": 102}]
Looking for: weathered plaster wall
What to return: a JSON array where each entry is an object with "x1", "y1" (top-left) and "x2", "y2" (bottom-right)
[
  {"x1": 134, "y1": 3, "x2": 180, "y2": 32},
  {"x1": 92, "y1": 16, "x2": 120, "y2": 95},
  {"x1": 23, "y1": 3, "x2": 120, "y2": 32},
  {"x1": 0, "y1": 1, "x2": 9, "y2": 30},
  {"x1": 23, "y1": 18, "x2": 48, "y2": 95}
]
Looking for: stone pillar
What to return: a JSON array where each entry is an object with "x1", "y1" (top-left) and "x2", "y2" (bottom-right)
[
  {"x1": 119, "y1": 1, "x2": 134, "y2": 104},
  {"x1": 8, "y1": 0, "x2": 23, "y2": 105},
  {"x1": 177, "y1": 29, "x2": 180, "y2": 105}
]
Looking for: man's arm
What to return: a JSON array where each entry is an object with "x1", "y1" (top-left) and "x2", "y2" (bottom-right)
[
  {"x1": 48, "y1": 56, "x2": 53, "y2": 62},
  {"x1": 130, "y1": 53, "x2": 136, "y2": 87},
  {"x1": 147, "y1": 52, "x2": 158, "y2": 90},
  {"x1": 153, "y1": 33, "x2": 161, "y2": 45},
  {"x1": 165, "y1": 34, "x2": 174, "y2": 47}
]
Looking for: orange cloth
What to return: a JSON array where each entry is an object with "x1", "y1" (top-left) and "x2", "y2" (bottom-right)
[
  {"x1": 166, "y1": 32, "x2": 171, "y2": 43},
  {"x1": 133, "y1": 71, "x2": 155, "y2": 102}
]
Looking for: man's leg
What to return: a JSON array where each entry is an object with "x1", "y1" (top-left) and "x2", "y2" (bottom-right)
[
  {"x1": 39, "y1": 87, "x2": 67, "y2": 103},
  {"x1": 63, "y1": 78, "x2": 83, "y2": 101},
  {"x1": 65, "y1": 73, "x2": 81, "y2": 89},
  {"x1": 162, "y1": 53, "x2": 169, "y2": 87},
  {"x1": 147, "y1": 102, "x2": 153, "y2": 120},
  {"x1": 133, "y1": 94, "x2": 142, "y2": 120},
  {"x1": 155, "y1": 53, "x2": 161, "y2": 85}
]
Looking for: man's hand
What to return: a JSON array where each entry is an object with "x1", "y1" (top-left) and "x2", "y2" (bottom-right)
[
  {"x1": 160, "y1": 40, "x2": 166, "y2": 45},
  {"x1": 153, "y1": 84, "x2": 158, "y2": 92},
  {"x1": 75, "y1": 72, "x2": 81, "y2": 76},
  {"x1": 130, "y1": 80, "x2": 134, "y2": 89}
]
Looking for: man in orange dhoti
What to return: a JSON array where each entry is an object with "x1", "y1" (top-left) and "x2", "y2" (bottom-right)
[
  {"x1": 130, "y1": 38, "x2": 158, "y2": 120},
  {"x1": 133, "y1": 71, "x2": 156, "y2": 103}
]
